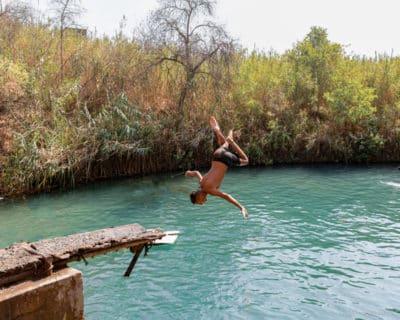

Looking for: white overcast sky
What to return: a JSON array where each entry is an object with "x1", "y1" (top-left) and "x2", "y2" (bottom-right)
[{"x1": 28, "y1": 0, "x2": 400, "y2": 56}]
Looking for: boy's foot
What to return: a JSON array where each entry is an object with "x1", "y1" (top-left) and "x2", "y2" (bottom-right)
[
  {"x1": 210, "y1": 116, "x2": 220, "y2": 132},
  {"x1": 210, "y1": 116, "x2": 226, "y2": 146},
  {"x1": 227, "y1": 130, "x2": 233, "y2": 141}
]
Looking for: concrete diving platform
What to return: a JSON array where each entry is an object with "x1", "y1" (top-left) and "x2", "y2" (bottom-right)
[{"x1": 0, "y1": 223, "x2": 179, "y2": 320}]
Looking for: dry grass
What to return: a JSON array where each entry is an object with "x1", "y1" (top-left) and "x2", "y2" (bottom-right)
[{"x1": 1, "y1": 20, "x2": 400, "y2": 197}]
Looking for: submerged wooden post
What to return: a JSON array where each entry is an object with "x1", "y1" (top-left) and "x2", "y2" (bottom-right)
[{"x1": 124, "y1": 244, "x2": 145, "y2": 277}]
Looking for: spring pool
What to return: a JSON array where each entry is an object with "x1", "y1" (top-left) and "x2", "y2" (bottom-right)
[{"x1": 1, "y1": 165, "x2": 399, "y2": 319}]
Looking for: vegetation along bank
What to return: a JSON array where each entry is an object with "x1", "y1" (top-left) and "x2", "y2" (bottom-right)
[{"x1": 1, "y1": 1, "x2": 399, "y2": 197}]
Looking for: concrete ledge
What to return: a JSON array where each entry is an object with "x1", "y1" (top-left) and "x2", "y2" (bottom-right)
[{"x1": 0, "y1": 267, "x2": 83, "y2": 320}]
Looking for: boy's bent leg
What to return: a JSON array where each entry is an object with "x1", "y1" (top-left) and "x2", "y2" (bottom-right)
[
  {"x1": 226, "y1": 136, "x2": 249, "y2": 166},
  {"x1": 222, "y1": 130, "x2": 233, "y2": 149},
  {"x1": 210, "y1": 116, "x2": 226, "y2": 146}
]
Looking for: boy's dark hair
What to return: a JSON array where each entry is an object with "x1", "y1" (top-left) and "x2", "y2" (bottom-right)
[{"x1": 190, "y1": 190, "x2": 199, "y2": 204}]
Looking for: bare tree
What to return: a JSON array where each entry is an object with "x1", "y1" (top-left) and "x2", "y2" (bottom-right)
[
  {"x1": 139, "y1": 0, "x2": 234, "y2": 123},
  {"x1": 0, "y1": 1, "x2": 36, "y2": 54},
  {"x1": 50, "y1": 0, "x2": 83, "y2": 81},
  {"x1": 0, "y1": 0, "x2": 34, "y2": 22}
]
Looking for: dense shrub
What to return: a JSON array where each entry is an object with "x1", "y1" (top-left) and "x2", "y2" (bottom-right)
[{"x1": 1, "y1": 16, "x2": 400, "y2": 196}]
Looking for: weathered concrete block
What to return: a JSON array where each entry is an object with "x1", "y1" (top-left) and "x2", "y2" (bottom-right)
[{"x1": 0, "y1": 267, "x2": 83, "y2": 320}]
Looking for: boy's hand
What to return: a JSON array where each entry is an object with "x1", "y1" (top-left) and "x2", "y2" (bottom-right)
[
  {"x1": 185, "y1": 170, "x2": 192, "y2": 177},
  {"x1": 241, "y1": 207, "x2": 249, "y2": 218}
]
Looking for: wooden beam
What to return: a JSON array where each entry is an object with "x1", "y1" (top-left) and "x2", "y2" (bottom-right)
[
  {"x1": 0, "y1": 224, "x2": 165, "y2": 287},
  {"x1": 124, "y1": 244, "x2": 145, "y2": 277}
]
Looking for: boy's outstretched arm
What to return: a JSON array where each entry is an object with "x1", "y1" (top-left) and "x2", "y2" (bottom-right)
[
  {"x1": 185, "y1": 170, "x2": 203, "y2": 183},
  {"x1": 209, "y1": 189, "x2": 248, "y2": 218}
]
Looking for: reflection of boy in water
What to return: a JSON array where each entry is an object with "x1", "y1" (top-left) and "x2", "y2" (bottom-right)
[{"x1": 185, "y1": 116, "x2": 249, "y2": 218}]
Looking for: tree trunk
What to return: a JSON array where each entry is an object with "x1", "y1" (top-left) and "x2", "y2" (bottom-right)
[
  {"x1": 176, "y1": 70, "x2": 194, "y2": 128},
  {"x1": 60, "y1": 27, "x2": 64, "y2": 81}
]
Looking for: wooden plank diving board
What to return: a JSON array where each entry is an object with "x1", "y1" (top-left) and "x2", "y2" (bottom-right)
[
  {"x1": 153, "y1": 231, "x2": 180, "y2": 245},
  {"x1": 0, "y1": 224, "x2": 166, "y2": 288}
]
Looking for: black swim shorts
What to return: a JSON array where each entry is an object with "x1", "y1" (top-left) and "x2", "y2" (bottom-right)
[{"x1": 212, "y1": 147, "x2": 241, "y2": 167}]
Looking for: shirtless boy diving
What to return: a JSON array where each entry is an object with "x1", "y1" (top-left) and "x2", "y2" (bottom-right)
[{"x1": 185, "y1": 116, "x2": 249, "y2": 218}]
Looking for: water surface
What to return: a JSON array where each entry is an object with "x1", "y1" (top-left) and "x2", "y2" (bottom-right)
[{"x1": 1, "y1": 165, "x2": 400, "y2": 319}]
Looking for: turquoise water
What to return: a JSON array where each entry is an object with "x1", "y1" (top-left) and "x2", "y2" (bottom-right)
[{"x1": 1, "y1": 165, "x2": 400, "y2": 319}]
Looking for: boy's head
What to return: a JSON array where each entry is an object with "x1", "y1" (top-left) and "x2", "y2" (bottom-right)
[{"x1": 190, "y1": 189, "x2": 207, "y2": 205}]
